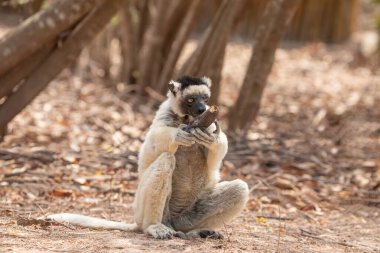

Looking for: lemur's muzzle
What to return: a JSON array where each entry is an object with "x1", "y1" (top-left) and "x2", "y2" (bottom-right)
[{"x1": 194, "y1": 102, "x2": 206, "y2": 115}]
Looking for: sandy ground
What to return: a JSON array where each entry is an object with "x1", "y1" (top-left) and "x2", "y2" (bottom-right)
[{"x1": 1, "y1": 24, "x2": 380, "y2": 253}]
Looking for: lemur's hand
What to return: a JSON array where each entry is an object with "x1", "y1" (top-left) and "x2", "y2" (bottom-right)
[
  {"x1": 174, "y1": 125, "x2": 195, "y2": 146},
  {"x1": 190, "y1": 127, "x2": 217, "y2": 149}
]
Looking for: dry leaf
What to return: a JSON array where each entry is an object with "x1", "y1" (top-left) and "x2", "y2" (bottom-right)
[
  {"x1": 255, "y1": 217, "x2": 267, "y2": 225},
  {"x1": 51, "y1": 189, "x2": 72, "y2": 197}
]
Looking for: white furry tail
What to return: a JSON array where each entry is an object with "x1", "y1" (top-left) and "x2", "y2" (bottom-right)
[{"x1": 48, "y1": 213, "x2": 138, "y2": 232}]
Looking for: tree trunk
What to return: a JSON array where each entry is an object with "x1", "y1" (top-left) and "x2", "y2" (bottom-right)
[
  {"x1": 161, "y1": 0, "x2": 192, "y2": 57},
  {"x1": 138, "y1": 0, "x2": 205, "y2": 93},
  {"x1": 88, "y1": 23, "x2": 113, "y2": 79},
  {"x1": 156, "y1": 0, "x2": 202, "y2": 94},
  {"x1": 228, "y1": 0, "x2": 300, "y2": 132},
  {"x1": 0, "y1": 0, "x2": 121, "y2": 138},
  {"x1": 24, "y1": 0, "x2": 45, "y2": 17},
  {"x1": 0, "y1": 40, "x2": 55, "y2": 99},
  {"x1": 118, "y1": 0, "x2": 149, "y2": 84},
  {"x1": 156, "y1": 0, "x2": 193, "y2": 84},
  {"x1": 118, "y1": 4, "x2": 135, "y2": 84},
  {"x1": 0, "y1": 0, "x2": 99, "y2": 77},
  {"x1": 135, "y1": 0, "x2": 151, "y2": 50},
  {"x1": 189, "y1": 0, "x2": 358, "y2": 43},
  {"x1": 138, "y1": 0, "x2": 173, "y2": 90},
  {"x1": 179, "y1": 0, "x2": 244, "y2": 103},
  {"x1": 209, "y1": 43, "x2": 226, "y2": 105}
]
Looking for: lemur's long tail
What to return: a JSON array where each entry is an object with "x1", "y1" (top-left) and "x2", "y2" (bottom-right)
[{"x1": 48, "y1": 213, "x2": 138, "y2": 232}]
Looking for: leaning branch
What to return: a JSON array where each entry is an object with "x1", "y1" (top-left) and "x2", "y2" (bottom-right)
[
  {"x1": 0, "y1": 0, "x2": 99, "y2": 77},
  {"x1": 0, "y1": 0, "x2": 121, "y2": 133}
]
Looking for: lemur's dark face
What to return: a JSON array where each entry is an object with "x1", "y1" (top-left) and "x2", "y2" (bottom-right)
[
  {"x1": 168, "y1": 76, "x2": 212, "y2": 118},
  {"x1": 181, "y1": 93, "x2": 209, "y2": 117}
]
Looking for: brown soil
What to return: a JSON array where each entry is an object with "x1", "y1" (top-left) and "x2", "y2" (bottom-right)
[{"x1": 1, "y1": 37, "x2": 380, "y2": 252}]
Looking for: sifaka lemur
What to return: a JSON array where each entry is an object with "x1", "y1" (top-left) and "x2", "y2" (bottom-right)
[{"x1": 49, "y1": 76, "x2": 249, "y2": 240}]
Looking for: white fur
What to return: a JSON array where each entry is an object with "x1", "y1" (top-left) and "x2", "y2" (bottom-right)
[
  {"x1": 182, "y1": 85, "x2": 211, "y2": 97},
  {"x1": 201, "y1": 76, "x2": 212, "y2": 87},
  {"x1": 169, "y1": 80, "x2": 181, "y2": 93},
  {"x1": 205, "y1": 127, "x2": 228, "y2": 186},
  {"x1": 48, "y1": 213, "x2": 138, "y2": 231}
]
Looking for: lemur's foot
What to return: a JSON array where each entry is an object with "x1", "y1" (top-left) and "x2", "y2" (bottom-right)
[
  {"x1": 186, "y1": 229, "x2": 224, "y2": 240},
  {"x1": 146, "y1": 224, "x2": 175, "y2": 240}
]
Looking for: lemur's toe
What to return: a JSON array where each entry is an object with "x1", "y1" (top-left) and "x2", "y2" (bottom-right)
[
  {"x1": 185, "y1": 229, "x2": 224, "y2": 240},
  {"x1": 173, "y1": 231, "x2": 187, "y2": 239},
  {"x1": 147, "y1": 224, "x2": 174, "y2": 240},
  {"x1": 199, "y1": 230, "x2": 224, "y2": 240}
]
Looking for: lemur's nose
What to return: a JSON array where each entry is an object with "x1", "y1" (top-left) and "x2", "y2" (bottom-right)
[{"x1": 197, "y1": 106, "x2": 206, "y2": 114}]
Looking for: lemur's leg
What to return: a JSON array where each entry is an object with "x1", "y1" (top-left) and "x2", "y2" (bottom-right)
[
  {"x1": 133, "y1": 152, "x2": 178, "y2": 239},
  {"x1": 171, "y1": 179, "x2": 249, "y2": 239}
]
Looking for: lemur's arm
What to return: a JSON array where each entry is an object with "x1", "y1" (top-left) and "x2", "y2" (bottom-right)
[{"x1": 138, "y1": 123, "x2": 194, "y2": 173}]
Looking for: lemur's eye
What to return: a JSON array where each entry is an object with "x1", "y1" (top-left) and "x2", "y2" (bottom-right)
[{"x1": 187, "y1": 98, "x2": 194, "y2": 103}]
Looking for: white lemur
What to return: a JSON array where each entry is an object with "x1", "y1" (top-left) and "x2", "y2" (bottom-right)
[{"x1": 48, "y1": 76, "x2": 249, "y2": 240}]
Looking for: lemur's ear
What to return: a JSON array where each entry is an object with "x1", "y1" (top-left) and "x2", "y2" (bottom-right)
[
  {"x1": 168, "y1": 80, "x2": 181, "y2": 95},
  {"x1": 201, "y1": 76, "x2": 212, "y2": 87}
]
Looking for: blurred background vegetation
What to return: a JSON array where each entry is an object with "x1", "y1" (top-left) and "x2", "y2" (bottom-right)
[
  {"x1": 0, "y1": 0, "x2": 378, "y2": 137},
  {"x1": 0, "y1": 0, "x2": 380, "y2": 137}
]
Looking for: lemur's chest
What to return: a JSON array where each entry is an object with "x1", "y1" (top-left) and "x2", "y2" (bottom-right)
[
  {"x1": 169, "y1": 145, "x2": 208, "y2": 215},
  {"x1": 173, "y1": 144, "x2": 208, "y2": 181}
]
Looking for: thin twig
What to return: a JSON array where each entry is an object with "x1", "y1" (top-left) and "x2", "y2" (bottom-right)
[
  {"x1": 250, "y1": 171, "x2": 281, "y2": 192},
  {"x1": 256, "y1": 215, "x2": 294, "y2": 221},
  {"x1": 223, "y1": 222, "x2": 231, "y2": 242},
  {"x1": 34, "y1": 203, "x2": 46, "y2": 216},
  {"x1": 300, "y1": 228, "x2": 323, "y2": 240},
  {"x1": 276, "y1": 205, "x2": 281, "y2": 253},
  {"x1": 0, "y1": 148, "x2": 55, "y2": 163},
  {"x1": 145, "y1": 86, "x2": 166, "y2": 102}
]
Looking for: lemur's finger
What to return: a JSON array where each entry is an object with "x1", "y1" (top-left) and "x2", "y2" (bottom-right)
[
  {"x1": 184, "y1": 139, "x2": 196, "y2": 145},
  {"x1": 194, "y1": 128, "x2": 215, "y2": 142},
  {"x1": 179, "y1": 141, "x2": 195, "y2": 147},
  {"x1": 190, "y1": 129, "x2": 212, "y2": 145},
  {"x1": 177, "y1": 137, "x2": 195, "y2": 146},
  {"x1": 191, "y1": 131, "x2": 212, "y2": 144},
  {"x1": 178, "y1": 131, "x2": 195, "y2": 142},
  {"x1": 178, "y1": 128, "x2": 193, "y2": 137},
  {"x1": 196, "y1": 128, "x2": 215, "y2": 140},
  {"x1": 190, "y1": 128, "x2": 207, "y2": 141},
  {"x1": 177, "y1": 136, "x2": 195, "y2": 144},
  {"x1": 191, "y1": 138, "x2": 209, "y2": 147},
  {"x1": 174, "y1": 231, "x2": 187, "y2": 239}
]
